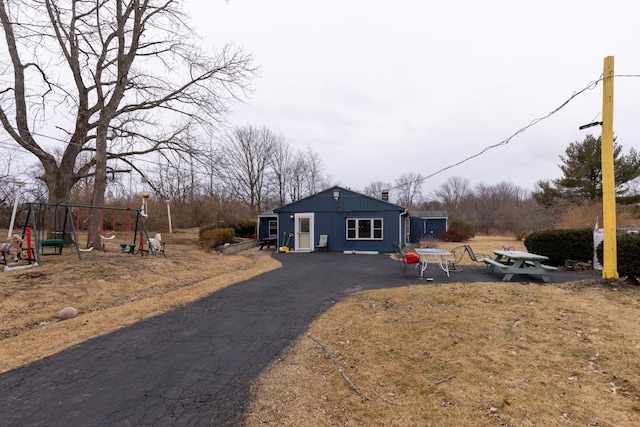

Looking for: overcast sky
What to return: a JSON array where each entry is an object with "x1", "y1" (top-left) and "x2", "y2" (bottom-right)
[{"x1": 188, "y1": 0, "x2": 640, "y2": 197}]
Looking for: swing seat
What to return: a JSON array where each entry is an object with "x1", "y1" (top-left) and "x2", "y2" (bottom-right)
[
  {"x1": 120, "y1": 243, "x2": 136, "y2": 253},
  {"x1": 38, "y1": 239, "x2": 64, "y2": 256}
]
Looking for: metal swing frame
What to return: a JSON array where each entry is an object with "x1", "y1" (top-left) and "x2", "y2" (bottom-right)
[{"x1": 23, "y1": 203, "x2": 152, "y2": 266}]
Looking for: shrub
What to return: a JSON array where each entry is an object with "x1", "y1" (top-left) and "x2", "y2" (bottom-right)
[
  {"x1": 452, "y1": 219, "x2": 475, "y2": 238},
  {"x1": 200, "y1": 221, "x2": 256, "y2": 239},
  {"x1": 232, "y1": 220, "x2": 257, "y2": 238},
  {"x1": 440, "y1": 219, "x2": 475, "y2": 242},
  {"x1": 440, "y1": 226, "x2": 471, "y2": 242},
  {"x1": 524, "y1": 228, "x2": 593, "y2": 266},
  {"x1": 199, "y1": 227, "x2": 235, "y2": 252},
  {"x1": 596, "y1": 234, "x2": 640, "y2": 280},
  {"x1": 199, "y1": 223, "x2": 218, "y2": 235}
]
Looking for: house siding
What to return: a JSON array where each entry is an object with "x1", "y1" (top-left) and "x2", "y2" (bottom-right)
[
  {"x1": 273, "y1": 186, "x2": 406, "y2": 253},
  {"x1": 408, "y1": 211, "x2": 448, "y2": 243},
  {"x1": 257, "y1": 213, "x2": 277, "y2": 240}
]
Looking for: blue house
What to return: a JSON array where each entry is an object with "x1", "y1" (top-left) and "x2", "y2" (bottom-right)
[
  {"x1": 260, "y1": 186, "x2": 409, "y2": 253},
  {"x1": 257, "y1": 210, "x2": 278, "y2": 240},
  {"x1": 407, "y1": 210, "x2": 449, "y2": 243}
]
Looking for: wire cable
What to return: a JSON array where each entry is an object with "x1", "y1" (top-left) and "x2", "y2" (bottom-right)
[{"x1": 384, "y1": 75, "x2": 607, "y2": 192}]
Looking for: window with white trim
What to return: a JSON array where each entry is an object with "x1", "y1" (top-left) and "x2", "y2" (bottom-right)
[
  {"x1": 346, "y1": 218, "x2": 383, "y2": 240},
  {"x1": 268, "y1": 220, "x2": 277, "y2": 237}
]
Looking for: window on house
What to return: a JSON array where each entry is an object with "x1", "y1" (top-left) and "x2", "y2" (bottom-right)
[
  {"x1": 347, "y1": 218, "x2": 383, "y2": 240},
  {"x1": 268, "y1": 220, "x2": 277, "y2": 236}
]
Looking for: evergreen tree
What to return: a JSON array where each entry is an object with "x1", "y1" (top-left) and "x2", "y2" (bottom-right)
[{"x1": 533, "y1": 134, "x2": 640, "y2": 205}]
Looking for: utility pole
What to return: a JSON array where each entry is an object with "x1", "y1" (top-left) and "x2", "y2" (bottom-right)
[{"x1": 601, "y1": 56, "x2": 618, "y2": 279}]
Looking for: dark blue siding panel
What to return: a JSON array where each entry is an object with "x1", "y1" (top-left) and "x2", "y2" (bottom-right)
[
  {"x1": 316, "y1": 211, "x2": 402, "y2": 253},
  {"x1": 273, "y1": 186, "x2": 406, "y2": 253},
  {"x1": 409, "y1": 218, "x2": 447, "y2": 243},
  {"x1": 257, "y1": 216, "x2": 277, "y2": 240},
  {"x1": 276, "y1": 215, "x2": 294, "y2": 248}
]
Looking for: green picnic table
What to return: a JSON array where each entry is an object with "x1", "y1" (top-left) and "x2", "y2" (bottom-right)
[{"x1": 483, "y1": 250, "x2": 558, "y2": 283}]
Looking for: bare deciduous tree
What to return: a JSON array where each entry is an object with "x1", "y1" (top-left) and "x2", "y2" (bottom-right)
[
  {"x1": 465, "y1": 181, "x2": 529, "y2": 234},
  {"x1": 494, "y1": 198, "x2": 544, "y2": 240},
  {"x1": 434, "y1": 176, "x2": 471, "y2": 218},
  {"x1": 303, "y1": 146, "x2": 329, "y2": 195},
  {"x1": 0, "y1": 0, "x2": 255, "y2": 243},
  {"x1": 217, "y1": 125, "x2": 278, "y2": 213},
  {"x1": 276, "y1": 145, "x2": 328, "y2": 205},
  {"x1": 149, "y1": 153, "x2": 201, "y2": 204},
  {"x1": 395, "y1": 172, "x2": 424, "y2": 209},
  {"x1": 363, "y1": 181, "x2": 392, "y2": 199},
  {"x1": 287, "y1": 152, "x2": 308, "y2": 203},
  {"x1": 269, "y1": 133, "x2": 291, "y2": 207}
]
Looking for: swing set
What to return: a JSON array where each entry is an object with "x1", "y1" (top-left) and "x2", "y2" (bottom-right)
[
  {"x1": 23, "y1": 203, "x2": 154, "y2": 266},
  {"x1": 74, "y1": 205, "x2": 134, "y2": 251}
]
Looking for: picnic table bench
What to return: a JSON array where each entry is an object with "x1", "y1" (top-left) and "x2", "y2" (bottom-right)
[
  {"x1": 259, "y1": 235, "x2": 277, "y2": 250},
  {"x1": 483, "y1": 258, "x2": 511, "y2": 271},
  {"x1": 483, "y1": 250, "x2": 557, "y2": 283}
]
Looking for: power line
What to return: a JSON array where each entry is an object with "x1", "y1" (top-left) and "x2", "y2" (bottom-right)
[{"x1": 385, "y1": 74, "x2": 640, "y2": 193}]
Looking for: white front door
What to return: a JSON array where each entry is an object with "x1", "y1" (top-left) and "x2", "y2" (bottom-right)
[{"x1": 294, "y1": 213, "x2": 314, "y2": 252}]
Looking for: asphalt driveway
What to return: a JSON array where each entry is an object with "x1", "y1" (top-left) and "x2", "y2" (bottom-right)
[{"x1": 0, "y1": 252, "x2": 595, "y2": 426}]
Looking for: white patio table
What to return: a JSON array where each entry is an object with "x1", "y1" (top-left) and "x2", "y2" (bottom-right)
[{"x1": 414, "y1": 248, "x2": 452, "y2": 278}]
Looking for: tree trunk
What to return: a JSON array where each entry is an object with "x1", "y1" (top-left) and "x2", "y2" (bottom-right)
[
  {"x1": 41, "y1": 159, "x2": 80, "y2": 243},
  {"x1": 88, "y1": 129, "x2": 108, "y2": 249}
]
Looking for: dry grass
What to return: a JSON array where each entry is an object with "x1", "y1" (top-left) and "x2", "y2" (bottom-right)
[
  {"x1": 554, "y1": 202, "x2": 640, "y2": 230},
  {"x1": 0, "y1": 228, "x2": 280, "y2": 373},
  {"x1": 244, "y1": 237, "x2": 640, "y2": 426}
]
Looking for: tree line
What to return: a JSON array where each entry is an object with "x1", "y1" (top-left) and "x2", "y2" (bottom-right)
[
  {"x1": 144, "y1": 125, "x2": 331, "y2": 213},
  {"x1": 2, "y1": 123, "x2": 639, "y2": 239}
]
